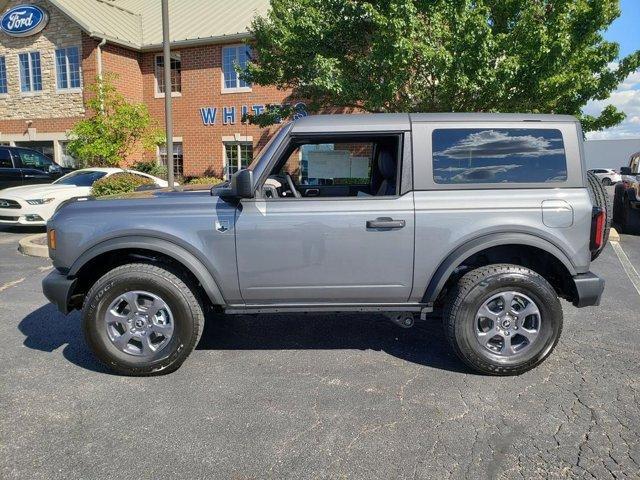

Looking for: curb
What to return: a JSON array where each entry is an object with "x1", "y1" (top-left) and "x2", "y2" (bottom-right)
[
  {"x1": 609, "y1": 227, "x2": 620, "y2": 243},
  {"x1": 18, "y1": 233, "x2": 49, "y2": 258}
]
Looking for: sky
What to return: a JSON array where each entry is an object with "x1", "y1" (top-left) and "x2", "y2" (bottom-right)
[{"x1": 583, "y1": 0, "x2": 640, "y2": 140}]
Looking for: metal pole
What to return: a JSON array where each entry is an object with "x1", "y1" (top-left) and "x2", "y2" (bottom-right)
[{"x1": 161, "y1": 0, "x2": 174, "y2": 189}]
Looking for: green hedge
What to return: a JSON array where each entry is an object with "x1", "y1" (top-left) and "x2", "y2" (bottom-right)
[
  {"x1": 187, "y1": 176, "x2": 224, "y2": 186},
  {"x1": 91, "y1": 173, "x2": 154, "y2": 197},
  {"x1": 130, "y1": 160, "x2": 168, "y2": 179}
]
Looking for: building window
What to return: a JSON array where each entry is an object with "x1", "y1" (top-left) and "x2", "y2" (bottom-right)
[
  {"x1": 159, "y1": 142, "x2": 183, "y2": 177},
  {"x1": 224, "y1": 142, "x2": 253, "y2": 178},
  {"x1": 0, "y1": 56, "x2": 7, "y2": 94},
  {"x1": 155, "y1": 54, "x2": 181, "y2": 94},
  {"x1": 55, "y1": 47, "x2": 81, "y2": 90},
  {"x1": 19, "y1": 51, "x2": 42, "y2": 93},
  {"x1": 222, "y1": 45, "x2": 251, "y2": 91}
]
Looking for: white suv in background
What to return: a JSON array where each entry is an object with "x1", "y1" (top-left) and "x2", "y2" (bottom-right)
[{"x1": 589, "y1": 168, "x2": 621, "y2": 186}]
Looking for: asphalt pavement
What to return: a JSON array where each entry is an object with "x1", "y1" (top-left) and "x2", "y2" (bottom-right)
[{"x1": 1, "y1": 223, "x2": 639, "y2": 479}]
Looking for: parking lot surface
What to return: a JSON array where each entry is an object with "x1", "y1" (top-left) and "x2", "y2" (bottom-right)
[{"x1": 1, "y1": 224, "x2": 639, "y2": 479}]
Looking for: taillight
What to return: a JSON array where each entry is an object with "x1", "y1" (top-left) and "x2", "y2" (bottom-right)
[{"x1": 590, "y1": 207, "x2": 605, "y2": 251}]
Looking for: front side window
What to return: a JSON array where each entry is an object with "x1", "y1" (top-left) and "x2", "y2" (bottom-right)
[
  {"x1": 19, "y1": 51, "x2": 42, "y2": 92},
  {"x1": 155, "y1": 54, "x2": 181, "y2": 94},
  {"x1": 224, "y1": 142, "x2": 253, "y2": 178},
  {"x1": 432, "y1": 128, "x2": 567, "y2": 184},
  {"x1": 0, "y1": 148, "x2": 12, "y2": 168},
  {"x1": 0, "y1": 56, "x2": 7, "y2": 94},
  {"x1": 55, "y1": 47, "x2": 81, "y2": 90},
  {"x1": 159, "y1": 142, "x2": 183, "y2": 177},
  {"x1": 222, "y1": 45, "x2": 251, "y2": 91}
]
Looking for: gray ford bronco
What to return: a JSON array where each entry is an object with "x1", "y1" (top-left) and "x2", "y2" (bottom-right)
[{"x1": 42, "y1": 113, "x2": 609, "y2": 376}]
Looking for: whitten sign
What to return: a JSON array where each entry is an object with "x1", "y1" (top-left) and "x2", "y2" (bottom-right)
[{"x1": 0, "y1": 5, "x2": 49, "y2": 37}]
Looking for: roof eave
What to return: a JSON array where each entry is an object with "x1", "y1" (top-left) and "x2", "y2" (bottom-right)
[{"x1": 139, "y1": 32, "x2": 253, "y2": 52}]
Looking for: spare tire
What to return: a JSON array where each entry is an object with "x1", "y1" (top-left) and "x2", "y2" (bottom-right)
[{"x1": 586, "y1": 170, "x2": 612, "y2": 260}]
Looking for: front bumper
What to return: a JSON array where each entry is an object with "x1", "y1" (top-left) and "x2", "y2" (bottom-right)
[
  {"x1": 42, "y1": 270, "x2": 77, "y2": 314},
  {"x1": 572, "y1": 272, "x2": 605, "y2": 307}
]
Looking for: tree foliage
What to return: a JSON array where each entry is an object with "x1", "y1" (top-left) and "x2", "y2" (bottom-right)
[
  {"x1": 245, "y1": 0, "x2": 640, "y2": 132},
  {"x1": 67, "y1": 75, "x2": 165, "y2": 167}
]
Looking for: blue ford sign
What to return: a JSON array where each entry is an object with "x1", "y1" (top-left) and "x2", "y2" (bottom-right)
[{"x1": 0, "y1": 5, "x2": 49, "y2": 37}]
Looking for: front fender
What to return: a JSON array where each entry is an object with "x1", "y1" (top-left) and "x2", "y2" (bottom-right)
[
  {"x1": 68, "y1": 236, "x2": 226, "y2": 305},
  {"x1": 422, "y1": 232, "x2": 577, "y2": 303}
]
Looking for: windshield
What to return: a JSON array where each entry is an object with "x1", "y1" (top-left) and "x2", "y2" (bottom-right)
[{"x1": 53, "y1": 170, "x2": 107, "y2": 186}]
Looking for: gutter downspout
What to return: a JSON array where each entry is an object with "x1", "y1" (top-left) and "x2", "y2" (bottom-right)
[{"x1": 95, "y1": 37, "x2": 107, "y2": 111}]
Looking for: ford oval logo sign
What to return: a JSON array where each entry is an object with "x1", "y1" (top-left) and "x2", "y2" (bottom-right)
[{"x1": 0, "y1": 5, "x2": 49, "y2": 37}]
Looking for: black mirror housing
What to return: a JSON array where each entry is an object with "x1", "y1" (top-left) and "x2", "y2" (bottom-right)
[
  {"x1": 620, "y1": 166, "x2": 632, "y2": 175},
  {"x1": 217, "y1": 169, "x2": 254, "y2": 199}
]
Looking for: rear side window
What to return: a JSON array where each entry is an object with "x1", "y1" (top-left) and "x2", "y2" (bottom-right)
[
  {"x1": 432, "y1": 128, "x2": 567, "y2": 184},
  {"x1": 0, "y1": 148, "x2": 12, "y2": 168}
]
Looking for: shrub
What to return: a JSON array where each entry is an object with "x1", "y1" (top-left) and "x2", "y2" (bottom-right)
[
  {"x1": 91, "y1": 173, "x2": 154, "y2": 197},
  {"x1": 187, "y1": 176, "x2": 225, "y2": 186},
  {"x1": 130, "y1": 160, "x2": 168, "y2": 179}
]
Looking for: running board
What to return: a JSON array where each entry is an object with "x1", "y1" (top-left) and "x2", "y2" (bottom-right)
[{"x1": 224, "y1": 303, "x2": 433, "y2": 315}]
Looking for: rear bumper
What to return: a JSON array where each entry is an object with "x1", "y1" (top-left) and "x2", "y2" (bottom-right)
[
  {"x1": 572, "y1": 272, "x2": 605, "y2": 307},
  {"x1": 42, "y1": 270, "x2": 77, "y2": 314}
]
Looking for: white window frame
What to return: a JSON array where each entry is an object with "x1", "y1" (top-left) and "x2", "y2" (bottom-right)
[
  {"x1": 157, "y1": 138, "x2": 184, "y2": 177},
  {"x1": 54, "y1": 46, "x2": 82, "y2": 93},
  {"x1": 221, "y1": 44, "x2": 252, "y2": 94},
  {"x1": 154, "y1": 53, "x2": 182, "y2": 98},
  {"x1": 18, "y1": 51, "x2": 43, "y2": 95},
  {"x1": 222, "y1": 138, "x2": 253, "y2": 179},
  {"x1": 0, "y1": 56, "x2": 7, "y2": 97}
]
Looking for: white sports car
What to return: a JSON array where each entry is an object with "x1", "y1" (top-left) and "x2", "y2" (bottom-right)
[{"x1": 0, "y1": 168, "x2": 169, "y2": 226}]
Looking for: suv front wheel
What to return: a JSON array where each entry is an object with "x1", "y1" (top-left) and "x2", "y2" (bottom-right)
[
  {"x1": 82, "y1": 263, "x2": 204, "y2": 376},
  {"x1": 444, "y1": 264, "x2": 563, "y2": 376}
]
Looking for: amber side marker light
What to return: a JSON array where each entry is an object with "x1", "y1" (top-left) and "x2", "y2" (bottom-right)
[{"x1": 48, "y1": 229, "x2": 56, "y2": 250}]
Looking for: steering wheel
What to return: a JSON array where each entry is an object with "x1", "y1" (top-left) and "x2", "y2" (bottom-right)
[{"x1": 284, "y1": 173, "x2": 302, "y2": 198}]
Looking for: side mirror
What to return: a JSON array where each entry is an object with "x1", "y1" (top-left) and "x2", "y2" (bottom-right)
[
  {"x1": 620, "y1": 167, "x2": 632, "y2": 175},
  {"x1": 217, "y1": 169, "x2": 254, "y2": 199}
]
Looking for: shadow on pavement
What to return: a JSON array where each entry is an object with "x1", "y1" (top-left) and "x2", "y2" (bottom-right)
[
  {"x1": 18, "y1": 304, "x2": 110, "y2": 374},
  {"x1": 197, "y1": 312, "x2": 469, "y2": 374},
  {"x1": 19, "y1": 305, "x2": 468, "y2": 374}
]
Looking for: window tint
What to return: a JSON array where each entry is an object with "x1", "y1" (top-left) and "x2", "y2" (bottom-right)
[
  {"x1": 18, "y1": 150, "x2": 53, "y2": 169},
  {"x1": 432, "y1": 128, "x2": 567, "y2": 184},
  {"x1": 54, "y1": 170, "x2": 107, "y2": 186},
  {"x1": 0, "y1": 148, "x2": 12, "y2": 168}
]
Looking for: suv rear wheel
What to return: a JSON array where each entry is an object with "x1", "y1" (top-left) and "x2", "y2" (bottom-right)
[
  {"x1": 82, "y1": 263, "x2": 204, "y2": 376},
  {"x1": 444, "y1": 264, "x2": 562, "y2": 376}
]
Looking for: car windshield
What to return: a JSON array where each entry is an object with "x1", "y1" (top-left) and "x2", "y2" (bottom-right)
[{"x1": 53, "y1": 170, "x2": 107, "y2": 186}]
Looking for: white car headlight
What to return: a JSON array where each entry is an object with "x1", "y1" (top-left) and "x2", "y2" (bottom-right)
[{"x1": 26, "y1": 198, "x2": 55, "y2": 205}]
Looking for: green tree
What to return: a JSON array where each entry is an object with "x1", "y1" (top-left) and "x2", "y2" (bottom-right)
[
  {"x1": 245, "y1": 0, "x2": 640, "y2": 132},
  {"x1": 67, "y1": 75, "x2": 165, "y2": 167}
]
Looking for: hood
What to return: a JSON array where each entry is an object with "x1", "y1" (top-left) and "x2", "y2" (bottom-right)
[
  {"x1": 91, "y1": 184, "x2": 218, "y2": 201},
  {"x1": 0, "y1": 184, "x2": 91, "y2": 200}
]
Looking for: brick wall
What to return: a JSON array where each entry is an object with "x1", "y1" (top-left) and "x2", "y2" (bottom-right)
[{"x1": 140, "y1": 44, "x2": 292, "y2": 177}]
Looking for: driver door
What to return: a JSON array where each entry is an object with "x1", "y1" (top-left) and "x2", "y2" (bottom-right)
[{"x1": 234, "y1": 134, "x2": 415, "y2": 305}]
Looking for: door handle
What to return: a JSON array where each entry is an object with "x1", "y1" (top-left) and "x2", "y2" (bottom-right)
[{"x1": 366, "y1": 217, "x2": 406, "y2": 229}]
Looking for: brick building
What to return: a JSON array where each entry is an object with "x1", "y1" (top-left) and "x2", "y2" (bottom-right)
[{"x1": 0, "y1": 0, "x2": 295, "y2": 178}]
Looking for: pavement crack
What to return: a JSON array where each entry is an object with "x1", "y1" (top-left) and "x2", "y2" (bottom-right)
[{"x1": 0, "y1": 277, "x2": 25, "y2": 292}]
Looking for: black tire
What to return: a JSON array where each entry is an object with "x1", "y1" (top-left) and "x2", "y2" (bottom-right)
[
  {"x1": 586, "y1": 170, "x2": 611, "y2": 260},
  {"x1": 613, "y1": 183, "x2": 628, "y2": 233},
  {"x1": 82, "y1": 263, "x2": 204, "y2": 376},
  {"x1": 444, "y1": 264, "x2": 563, "y2": 376}
]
